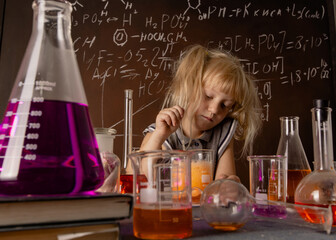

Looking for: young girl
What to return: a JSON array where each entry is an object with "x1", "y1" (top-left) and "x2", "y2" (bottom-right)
[{"x1": 140, "y1": 44, "x2": 262, "y2": 182}]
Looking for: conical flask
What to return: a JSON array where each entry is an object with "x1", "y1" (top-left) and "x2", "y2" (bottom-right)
[
  {"x1": 276, "y1": 116, "x2": 311, "y2": 203},
  {"x1": 295, "y1": 99, "x2": 336, "y2": 226},
  {"x1": 0, "y1": 0, "x2": 104, "y2": 195}
]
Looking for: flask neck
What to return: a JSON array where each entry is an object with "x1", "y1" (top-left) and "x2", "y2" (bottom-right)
[
  {"x1": 32, "y1": 0, "x2": 73, "y2": 48},
  {"x1": 280, "y1": 116, "x2": 300, "y2": 136},
  {"x1": 311, "y1": 107, "x2": 334, "y2": 170},
  {"x1": 277, "y1": 116, "x2": 310, "y2": 170}
]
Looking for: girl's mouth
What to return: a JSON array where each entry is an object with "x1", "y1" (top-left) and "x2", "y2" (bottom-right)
[{"x1": 202, "y1": 115, "x2": 213, "y2": 122}]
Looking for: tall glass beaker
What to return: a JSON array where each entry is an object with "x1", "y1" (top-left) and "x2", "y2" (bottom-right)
[
  {"x1": 129, "y1": 150, "x2": 193, "y2": 239},
  {"x1": 295, "y1": 99, "x2": 336, "y2": 225},
  {"x1": 276, "y1": 116, "x2": 311, "y2": 203},
  {"x1": 0, "y1": 0, "x2": 104, "y2": 195}
]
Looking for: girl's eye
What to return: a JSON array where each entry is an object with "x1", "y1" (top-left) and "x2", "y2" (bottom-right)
[
  {"x1": 220, "y1": 103, "x2": 226, "y2": 109},
  {"x1": 206, "y1": 95, "x2": 212, "y2": 99}
]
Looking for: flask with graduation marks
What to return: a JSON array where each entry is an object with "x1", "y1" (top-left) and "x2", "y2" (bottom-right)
[{"x1": 0, "y1": 0, "x2": 104, "y2": 195}]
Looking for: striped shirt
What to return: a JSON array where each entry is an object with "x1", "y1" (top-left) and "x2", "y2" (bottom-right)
[{"x1": 143, "y1": 117, "x2": 237, "y2": 175}]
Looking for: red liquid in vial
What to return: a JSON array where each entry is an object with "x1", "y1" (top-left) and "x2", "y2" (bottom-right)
[
  {"x1": 120, "y1": 174, "x2": 147, "y2": 194},
  {"x1": 0, "y1": 100, "x2": 104, "y2": 195}
]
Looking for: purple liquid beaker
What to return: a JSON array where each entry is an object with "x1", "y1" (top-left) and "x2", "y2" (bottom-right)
[{"x1": 0, "y1": 100, "x2": 104, "y2": 195}]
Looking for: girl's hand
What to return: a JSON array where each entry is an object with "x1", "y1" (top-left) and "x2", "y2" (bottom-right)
[{"x1": 155, "y1": 105, "x2": 184, "y2": 138}]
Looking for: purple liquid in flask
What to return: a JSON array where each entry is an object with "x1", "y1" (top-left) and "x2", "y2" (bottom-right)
[
  {"x1": 0, "y1": 99, "x2": 104, "y2": 195},
  {"x1": 0, "y1": 0, "x2": 105, "y2": 195}
]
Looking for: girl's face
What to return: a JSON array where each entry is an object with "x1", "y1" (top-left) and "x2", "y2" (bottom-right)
[{"x1": 185, "y1": 83, "x2": 235, "y2": 138}]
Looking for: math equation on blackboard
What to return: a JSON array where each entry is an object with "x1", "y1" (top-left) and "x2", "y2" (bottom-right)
[{"x1": 66, "y1": 0, "x2": 334, "y2": 138}]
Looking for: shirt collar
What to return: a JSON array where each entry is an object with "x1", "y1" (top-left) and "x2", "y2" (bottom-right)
[{"x1": 176, "y1": 127, "x2": 213, "y2": 144}]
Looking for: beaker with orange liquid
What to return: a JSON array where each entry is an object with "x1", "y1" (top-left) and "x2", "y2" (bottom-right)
[
  {"x1": 295, "y1": 99, "x2": 336, "y2": 226},
  {"x1": 277, "y1": 116, "x2": 311, "y2": 203},
  {"x1": 190, "y1": 149, "x2": 214, "y2": 204},
  {"x1": 129, "y1": 150, "x2": 192, "y2": 239}
]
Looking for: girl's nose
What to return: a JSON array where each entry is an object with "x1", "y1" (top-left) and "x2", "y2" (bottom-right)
[{"x1": 208, "y1": 102, "x2": 220, "y2": 115}]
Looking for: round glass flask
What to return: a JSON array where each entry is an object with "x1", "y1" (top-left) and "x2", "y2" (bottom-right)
[
  {"x1": 276, "y1": 116, "x2": 311, "y2": 203},
  {"x1": 294, "y1": 99, "x2": 336, "y2": 225},
  {"x1": 0, "y1": 0, "x2": 104, "y2": 195}
]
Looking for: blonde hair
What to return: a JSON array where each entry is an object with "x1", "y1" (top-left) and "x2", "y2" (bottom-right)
[{"x1": 163, "y1": 44, "x2": 262, "y2": 156}]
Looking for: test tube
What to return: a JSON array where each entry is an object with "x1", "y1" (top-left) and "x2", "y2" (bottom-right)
[{"x1": 123, "y1": 89, "x2": 133, "y2": 172}]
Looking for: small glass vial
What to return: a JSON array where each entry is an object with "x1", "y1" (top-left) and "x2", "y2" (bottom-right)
[
  {"x1": 294, "y1": 99, "x2": 336, "y2": 225},
  {"x1": 95, "y1": 128, "x2": 120, "y2": 193},
  {"x1": 276, "y1": 116, "x2": 311, "y2": 203}
]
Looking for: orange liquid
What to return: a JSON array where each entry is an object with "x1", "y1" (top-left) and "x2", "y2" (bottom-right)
[
  {"x1": 119, "y1": 174, "x2": 147, "y2": 194},
  {"x1": 268, "y1": 169, "x2": 285, "y2": 201},
  {"x1": 209, "y1": 222, "x2": 245, "y2": 231},
  {"x1": 287, "y1": 169, "x2": 311, "y2": 203},
  {"x1": 295, "y1": 202, "x2": 336, "y2": 226},
  {"x1": 133, "y1": 207, "x2": 192, "y2": 239},
  {"x1": 191, "y1": 161, "x2": 212, "y2": 204}
]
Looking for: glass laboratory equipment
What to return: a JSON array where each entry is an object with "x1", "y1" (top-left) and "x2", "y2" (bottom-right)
[
  {"x1": 0, "y1": 0, "x2": 104, "y2": 195},
  {"x1": 129, "y1": 150, "x2": 193, "y2": 239},
  {"x1": 247, "y1": 155, "x2": 286, "y2": 204},
  {"x1": 200, "y1": 179, "x2": 333, "y2": 234},
  {"x1": 295, "y1": 99, "x2": 336, "y2": 225},
  {"x1": 190, "y1": 149, "x2": 214, "y2": 205},
  {"x1": 120, "y1": 89, "x2": 135, "y2": 193},
  {"x1": 276, "y1": 116, "x2": 311, "y2": 203},
  {"x1": 95, "y1": 128, "x2": 120, "y2": 193}
]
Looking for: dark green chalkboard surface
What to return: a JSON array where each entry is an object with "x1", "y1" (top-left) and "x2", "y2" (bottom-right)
[{"x1": 0, "y1": 0, "x2": 335, "y2": 186}]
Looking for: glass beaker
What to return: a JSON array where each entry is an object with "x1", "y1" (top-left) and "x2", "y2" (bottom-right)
[
  {"x1": 95, "y1": 128, "x2": 120, "y2": 193},
  {"x1": 295, "y1": 99, "x2": 336, "y2": 225},
  {"x1": 276, "y1": 116, "x2": 311, "y2": 203},
  {"x1": 190, "y1": 149, "x2": 214, "y2": 205},
  {"x1": 0, "y1": 0, "x2": 104, "y2": 195},
  {"x1": 129, "y1": 150, "x2": 193, "y2": 239},
  {"x1": 247, "y1": 155, "x2": 286, "y2": 203},
  {"x1": 200, "y1": 179, "x2": 333, "y2": 234}
]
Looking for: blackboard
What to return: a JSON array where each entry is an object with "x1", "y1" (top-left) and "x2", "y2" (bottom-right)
[{"x1": 0, "y1": 0, "x2": 335, "y2": 187}]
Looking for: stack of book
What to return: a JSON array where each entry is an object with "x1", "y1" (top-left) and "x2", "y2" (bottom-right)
[{"x1": 0, "y1": 192, "x2": 133, "y2": 240}]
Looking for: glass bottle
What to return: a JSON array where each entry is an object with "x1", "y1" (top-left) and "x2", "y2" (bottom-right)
[
  {"x1": 0, "y1": 0, "x2": 104, "y2": 195},
  {"x1": 295, "y1": 99, "x2": 336, "y2": 225},
  {"x1": 95, "y1": 128, "x2": 120, "y2": 193},
  {"x1": 276, "y1": 116, "x2": 311, "y2": 203}
]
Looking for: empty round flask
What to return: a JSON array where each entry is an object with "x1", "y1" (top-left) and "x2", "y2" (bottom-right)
[{"x1": 0, "y1": 0, "x2": 104, "y2": 195}]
